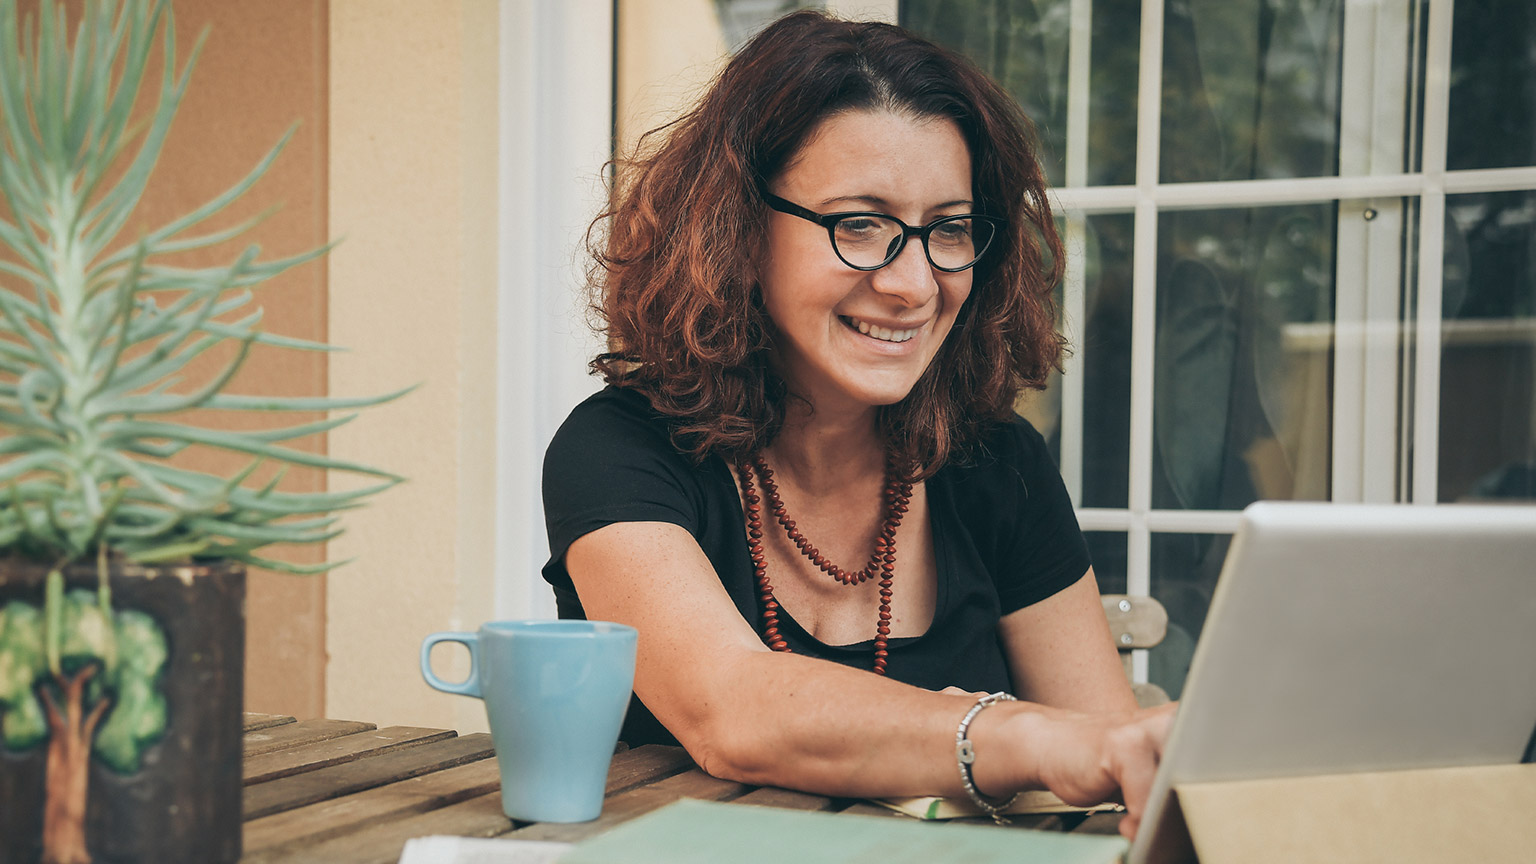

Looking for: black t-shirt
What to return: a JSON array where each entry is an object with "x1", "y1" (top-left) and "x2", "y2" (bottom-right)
[{"x1": 541, "y1": 386, "x2": 1091, "y2": 745}]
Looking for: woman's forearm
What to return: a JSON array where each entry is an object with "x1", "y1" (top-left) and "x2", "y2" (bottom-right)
[{"x1": 672, "y1": 648, "x2": 1052, "y2": 799}]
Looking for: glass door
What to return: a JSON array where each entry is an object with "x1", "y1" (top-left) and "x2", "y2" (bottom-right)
[{"x1": 903, "y1": 0, "x2": 1536, "y2": 696}]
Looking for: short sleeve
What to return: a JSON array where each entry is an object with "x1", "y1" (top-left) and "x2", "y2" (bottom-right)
[
  {"x1": 976, "y1": 416, "x2": 1092, "y2": 615},
  {"x1": 542, "y1": 388, "x2": 705, "y2": 567}
]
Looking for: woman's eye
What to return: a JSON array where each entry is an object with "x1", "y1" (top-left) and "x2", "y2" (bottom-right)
[
  {"x1": 931, "y1": 221, "x2": 974, "y2": 243},
  {"x1": 836, "y1": 218, "x2": 882, "y2": 236}
]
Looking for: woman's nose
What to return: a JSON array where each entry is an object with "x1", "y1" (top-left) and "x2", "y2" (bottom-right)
[{"x1": 868, "y1": 237, "x2": 939, "y2": 308}]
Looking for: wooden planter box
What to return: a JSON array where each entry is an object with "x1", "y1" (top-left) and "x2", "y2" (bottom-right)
[{"x1": 0, "y1": 560, "x2": 245, "y2": 864}]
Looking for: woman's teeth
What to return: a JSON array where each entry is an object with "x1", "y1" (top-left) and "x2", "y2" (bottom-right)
[{"x1": 847, "y1": 316, "x2": 917, "y2": 343}]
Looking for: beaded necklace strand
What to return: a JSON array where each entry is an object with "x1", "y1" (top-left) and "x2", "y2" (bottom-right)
[{"x1": 736, "y1": 453, "x2": 913, "y2": 675}]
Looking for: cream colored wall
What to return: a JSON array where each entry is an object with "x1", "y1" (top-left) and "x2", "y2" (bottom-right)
[
  {"x1": 616, "y1": 0, "x2": 727, "y2": 156},
  {"x1": 326, "y1": 1, "x2": 499, "y2": 732},
  {"x1": 615, "y1": 1, "x2": 898, "y2": 155}
]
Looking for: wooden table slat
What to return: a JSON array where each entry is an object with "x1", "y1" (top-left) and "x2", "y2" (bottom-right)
[
  {"x1": 239, "y1": 728, "x2": 1121, "y2": 863},
  {"x1": 243, "y1": 713, "x2": 298, "y2": 732},
  {"x1": 599, "y1": 744, "x2": 696, "y2": 796},
  {"x1": 243, "y1": 726, "x2": 458, "y2": 785},
  {"x1": 254, "y1": 745, "x2": 700, "y2": 864},
  {"x1": 505, "y1": 767, "x2": 748, "y2": 845},
  {"x1": 264, "y1": 792, "x2": 511, "y2": 864},
  {"x1": 243, "y1": 719, "x2": 378, "y2": 757},
  {"x1": 243, "y1": 733, "x2": 493, "y2": 820},
  {"x1": 242, "y1": 758, "x2": 504, "y2": 860}
]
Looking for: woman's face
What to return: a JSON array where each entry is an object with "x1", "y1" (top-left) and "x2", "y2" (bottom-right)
[{"x1": 760, "y1": 109, "x2": 975, "y2": 412}]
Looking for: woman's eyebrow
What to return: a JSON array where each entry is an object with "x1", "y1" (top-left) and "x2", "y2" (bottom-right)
[{"x1": 818, "y1": 194, "x2": 976, "y2": 211}]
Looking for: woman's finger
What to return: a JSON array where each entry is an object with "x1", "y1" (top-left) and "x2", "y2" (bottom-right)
[{"x1": 1114, "y1": 710, "x2": 1174, "y2": 839}]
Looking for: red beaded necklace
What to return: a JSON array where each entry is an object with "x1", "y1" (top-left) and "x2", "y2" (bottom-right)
[{"x1": 736, "y1": 452, "x2": 914, "y2": 675}]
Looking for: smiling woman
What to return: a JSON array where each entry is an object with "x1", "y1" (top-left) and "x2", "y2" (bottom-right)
[{"x1": 541, "y1": 10, "x2": 1173, "y2": 839}]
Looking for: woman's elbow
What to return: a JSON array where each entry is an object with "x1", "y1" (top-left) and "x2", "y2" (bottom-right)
[{"x1": 675, "y1": 714, "x2": 778, "y2": 786}]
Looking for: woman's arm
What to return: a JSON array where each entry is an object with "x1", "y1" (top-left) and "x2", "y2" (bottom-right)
[
  {"x1": 998, "y1": 567, "x2": 1140, "y2": 713},
  {"x1": 566, "y1": 520, "x2": 1171, "y2": 838}
]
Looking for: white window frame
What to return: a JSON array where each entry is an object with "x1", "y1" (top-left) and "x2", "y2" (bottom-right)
[
  {"x1": 1031, "y1": 0, "x2": 1536, "y2": 684},
  {"x1": 496, "y1": 0, "x2": 612, "y2": 620}
]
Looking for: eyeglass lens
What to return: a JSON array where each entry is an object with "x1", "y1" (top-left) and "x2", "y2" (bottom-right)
[{"x1": 830, "y1": 215, "x2": 995, "y2": 270}]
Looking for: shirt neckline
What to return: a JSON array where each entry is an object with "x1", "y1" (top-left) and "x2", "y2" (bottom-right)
[{"x1": 715, "y1": 455, "x2": 954, "y2": 653}]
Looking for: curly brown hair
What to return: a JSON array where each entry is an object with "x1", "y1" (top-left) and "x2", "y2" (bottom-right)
[{"x1": 589, "y1": 10, "x2": 1065, "y2": 478}]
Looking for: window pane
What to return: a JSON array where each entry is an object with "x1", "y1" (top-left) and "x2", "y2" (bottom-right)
[
  {"x1": 1152, "y1": 205, "x2": 1336, "y2": 510},
  {"x1": 903, "y1": 0, "x2": 1141, "y2": 187},
  {"x1": 1081, "y1": 212, "x2": 1133, "y2": 508},
  {"x1": 715, "y1": 1, "x2": 827, "y2": 50},
  {"x1": 1160, "y1": 0, "x2": 1344, "y2": 183},
  {"x1": 1447, "y1": 1, "x2": 1536, "y2": 170},
  {"x1": 1438, "y1": 191, "x2": 1536, "y2": 502},
  {"x1": 1149, "y1": 532, "x2": 1231, "y2": 700},
  {"x1": 1084, "y1": 530, "x2": 1128, "y2": 595}
]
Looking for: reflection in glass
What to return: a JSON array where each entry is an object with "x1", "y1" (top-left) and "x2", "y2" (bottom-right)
[
  {"x1": 1084, "y1": 531, "x2": 1128, "y2": 595},
  {"x1": 715, "y1": 0, "x2": 825, "y2": 52},
  {"x1": 1080, "y1": 213, "x2": 1134, "y2": 508},
  {"x1": 1017, "y1": 213, "x2": 1132, "y2": 506},
  {"x1": 1447, "y1": 2, "x2": 1536, "y2": 171},
  {"x1": 903, "y1": 0, "x2": 1141, "y2": 187},
  {"x1": 1438, "y1": 191, "x2": 1536, "y2": 502},
  {"x1": 1159, "y1": 0, "x2": 1343, "y2": 183},
  {"x1": 1149, "y1": 532, "x2": 1231, "y2": 700},
  {"x1": 1152, "y1": 205, "x2": 1336, "y2": 511}
]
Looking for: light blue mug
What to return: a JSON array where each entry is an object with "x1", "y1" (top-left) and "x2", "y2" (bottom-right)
[{"x1": 420, "y1": 620, "x2": 637, "y2": 822}]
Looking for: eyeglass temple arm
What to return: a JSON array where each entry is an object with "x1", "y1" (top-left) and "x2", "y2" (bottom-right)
[{"x1": 759, "y1": 188, "x2": 835, "y2": 226}]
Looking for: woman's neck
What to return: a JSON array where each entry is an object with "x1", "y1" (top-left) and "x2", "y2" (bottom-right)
[{"x1": 765, "y1": 398, "x2": 886, "y2": 495}]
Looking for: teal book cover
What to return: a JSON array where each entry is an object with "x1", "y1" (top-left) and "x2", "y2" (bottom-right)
[{"x1": 559, "y1": 799, "x2": 1128, "y2": 864}]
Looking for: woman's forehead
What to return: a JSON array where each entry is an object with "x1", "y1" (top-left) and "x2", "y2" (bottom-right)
[{"x1": 775, "y1": 109, "x2": 973, "y2": 209}]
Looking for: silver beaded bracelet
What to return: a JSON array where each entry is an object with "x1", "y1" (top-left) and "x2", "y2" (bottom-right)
[{"x1": 955, "y1": 691, "x2": 1019, "y2": 825}]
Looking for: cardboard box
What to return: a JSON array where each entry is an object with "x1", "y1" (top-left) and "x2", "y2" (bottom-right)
[{"x1": 1147, "y1": 763, "x2": 1536, "y2": 863}]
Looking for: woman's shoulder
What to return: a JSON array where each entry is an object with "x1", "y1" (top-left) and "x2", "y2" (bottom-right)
[
  {"x1": 545, "y1": 385, "x2": 695, "y2": 476},
  {"x1": 945, "y1": 413, "x2": 1054, "y2": 478},
  {"x1": 551, "y1": 385, "x2": 672, "y2": 447}
]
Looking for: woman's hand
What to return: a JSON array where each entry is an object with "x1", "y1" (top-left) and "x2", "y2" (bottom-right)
[{"x1": 1022, "y1": 702, "x2": 1177, "y2": 839}]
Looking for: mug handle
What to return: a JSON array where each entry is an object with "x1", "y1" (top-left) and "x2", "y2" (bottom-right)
[{"x1": 420, "y1": 632, "x2": 482, "y2": 697}]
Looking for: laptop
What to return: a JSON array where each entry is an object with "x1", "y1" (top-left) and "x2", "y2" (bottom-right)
[{"x1": 1129, "y1": 501, "x2": 1536, "y2": 864}]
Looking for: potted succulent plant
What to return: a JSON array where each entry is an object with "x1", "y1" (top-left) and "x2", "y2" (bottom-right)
[{"x1": 0, "y1": 1, "x2": 404, "y2": 862}]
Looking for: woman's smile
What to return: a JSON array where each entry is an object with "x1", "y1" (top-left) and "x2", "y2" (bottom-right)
[{"x1": 840, "y1": 315, "x2": 924, "y2": 344}]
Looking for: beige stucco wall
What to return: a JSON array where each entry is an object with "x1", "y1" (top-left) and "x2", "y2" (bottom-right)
[
  {"x1": 326, "y1": 1, "x2": 499, "y2": 732},
  {"x1": 616, "y1": 0, "x2": 727, "y2": 156}
]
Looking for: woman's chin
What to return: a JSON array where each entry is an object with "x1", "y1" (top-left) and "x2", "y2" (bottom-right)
[{"x1": 836, "y1": 377, "x2": 923, "y2": 409}]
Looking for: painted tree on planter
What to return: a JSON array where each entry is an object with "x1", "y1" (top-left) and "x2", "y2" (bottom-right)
[
  {"x1": 0, "y1": 591, "x2": 168, "y2": 864},
  {"x1": 0, "y1": 1, "x2": 404, "y2": 862}
]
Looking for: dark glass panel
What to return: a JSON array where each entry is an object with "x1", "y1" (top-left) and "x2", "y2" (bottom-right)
[
  {"x1": 903, "y1": 0, "x2": 1141, "y2": 187},
  {"x1": 1148, "y1": 531, "x2": 1232, "y2": 700},
  {"x1": 1446, "y1": 1, "x2": 1536, "y2": 171},
  {"x1": 1153, "y1": 204, "x2": 1337, "y2": 510},
  {"x1": 1159, "y1": 0, "x2": 1344, "y2": 183},
  {"x1": 1084, "y1": 531, "x2": 1128, "y2": 595},
  {"x1": 1438, "y1": 191, "x2": 1536, "y2": 502}
]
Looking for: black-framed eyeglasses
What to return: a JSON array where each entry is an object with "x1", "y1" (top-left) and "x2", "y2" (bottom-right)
[{"x1": 760, "y1": 189, "x2": 1003, "y2": 272}]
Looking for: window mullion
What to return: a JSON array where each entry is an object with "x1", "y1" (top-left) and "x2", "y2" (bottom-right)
[
  {"x1": 1411, "y1": 0, "x2": 1456, "y2": 504},
  {"x1": 1059, "y1": 0, "x2": 1094, "y2": 506},
  {"x1": 1126, "y1": 0, "x2": 1165, "y2": 614},
  {"x1": 1356, "y1": 0, "x2": 1413, "y2": 503}
]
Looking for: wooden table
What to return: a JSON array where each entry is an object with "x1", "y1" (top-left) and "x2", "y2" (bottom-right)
[{"x1": 239, "y1": 713, "x2": 1126, "y2": 863}]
